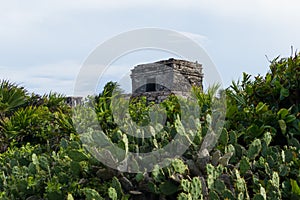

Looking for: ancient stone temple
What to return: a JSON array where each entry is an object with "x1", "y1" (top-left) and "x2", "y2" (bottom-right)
[
  {"x1": 65, "y1": 96, "x2": 83, "y2": 107},
  {"x1": 130, "y1": 58, "x2": 203, "y2": 103}
]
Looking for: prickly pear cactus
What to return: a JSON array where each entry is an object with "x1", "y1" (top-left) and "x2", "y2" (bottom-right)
[
  {"x1": 247, "y1": 139, "x2": 262, "y2": 160},
  {"x1": 178, "y1": 177, "x2": 203, "y2": 200}
]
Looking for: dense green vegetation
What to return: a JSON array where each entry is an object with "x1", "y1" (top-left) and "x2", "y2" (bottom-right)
[{"x1": 0, "y1": 53, "x2": 299, "y2": 199}]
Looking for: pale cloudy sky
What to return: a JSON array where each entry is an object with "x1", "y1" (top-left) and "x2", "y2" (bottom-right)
[{"x1": 1, "y1": 0, "x2": 300, "y2": 95}]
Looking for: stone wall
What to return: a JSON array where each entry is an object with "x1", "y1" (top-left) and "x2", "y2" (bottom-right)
[
  {"x1": 130, "y1": 58, "x2": 203, "y2": 94},
  {"x1": 65, "y1": 96, "x2": 83, "y2": 107},
  {"x1": 130, "y1": 58, "x2": 203, "y2": 103},
  {"x1": 131, "y1": 63, "x2": 174, "y2": 93}
]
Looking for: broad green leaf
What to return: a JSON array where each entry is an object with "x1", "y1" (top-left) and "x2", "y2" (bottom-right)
[
  {"x1": 285, "y1": 115, "x2": 296, "y2": 123},
  {"x1": 272, "y1": 171, "x2": 280, "y2": 188},
  {"x1": 278, "y1": 119, "x2": 287, "y2": 134},
  {"x1": 222, "y1": 189, "x2": 235, "y2": 200},
  {"x1": 209, "y1": 191, "x2": 220, "y2": 200},
  {"x1": 39, "y1": 155, "x2": 49, "y2": 171},
  {"x1": 67, "y1": 150, "x2": 89, "y2": 162},
  {"x1": 256, "y1": 102, "x2": 268, "y2": 114},
  {"x1": 153, "y1": 138, "x2": 158, "y2": 148},
  {"x1": 219, "y1": 129, "x2": 229, "y2": 146},
  {"x1": 280, "y1": 87, "x2": 289, "y2": 100},
  {"x1": 108, "y1": 187, "x2": 117, "y2": 200},
  {"x1": 111, "y1": 176, "x2": 123, "y2": 198},
  {"x1": 214, "y1": 179, "x2": 225, "y2": 194},
  {"x1": 122, "y1": 134, "x2": 128, "y2": 155},
  {"x1": 135, "y1": 173, "x2": 144, "y2": 182},
  {"x1": 152, "y1": 165, "x2": 165, "y2": 182},
  {"x1": 277, "y1": 108, "x2": 289, "y2": 119},
  {"x1": 260, "y1": 185, "x2": 267, "y2": 199},
  {"x1": 239, "y1": 156, "x2": 250, "y2": 175},
  {"x1": 235, "y1": 169, "x2": 246, "y2": 193},
  {"x1": 247, "y1": 139, "x2": 261, "y2": 160},
  {"x1": 291, "y1": 179, "x2": 300, "y2": 195},
  {"x1": 70, "y1": 161, "x2": 81, "y2": 177},
  {"x1": 159, "y1": 181, "x2": 178, "y2": 195},
  {"x1": 253, "y1": 194, "x2": 264, "y2": 200},
  {"x1": 32, "y1": 153, "x2": 39, "y2": 166},
  {"x1": 148, "y1": 181, "x2": 160, "y2": 194},
  {"x1": 229, "y1": 131, "x2": 237, "y2": 144},
  {"x1": 263, "y1": 132, "x2": 272, "y2": 146},
  {"x1": 67, "y1": 193, "x2": 74, "y2": 200}
]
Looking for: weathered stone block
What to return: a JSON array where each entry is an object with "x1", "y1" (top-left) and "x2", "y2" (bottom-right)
[{"x1": 130, "y1": 58, "x2": 203, "y2": 103}]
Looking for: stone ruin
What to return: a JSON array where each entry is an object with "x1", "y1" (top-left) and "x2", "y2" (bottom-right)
[
  {"x1": 130, "y1": 58, "x2": 203, "y2": 103},
  {"x1": 65, "y1": 96, "x2": 83, "y2": 107},
  {"x1": 65, "y1": 58, "x2": 203, "y2": 106}
]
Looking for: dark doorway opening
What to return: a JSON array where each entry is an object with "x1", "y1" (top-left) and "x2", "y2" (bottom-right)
[{"x1": 146, "y1": 78, "x2": 156, "y2": 92}]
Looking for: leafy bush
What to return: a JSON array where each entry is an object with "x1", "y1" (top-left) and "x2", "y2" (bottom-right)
[{"x1": 0, "y1": 52, "x2": 299, "y2": 199}]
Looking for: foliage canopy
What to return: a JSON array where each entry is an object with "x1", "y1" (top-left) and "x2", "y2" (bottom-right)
[{"x1": 0, "y1": 53, "x2": 299, "y2": 199}]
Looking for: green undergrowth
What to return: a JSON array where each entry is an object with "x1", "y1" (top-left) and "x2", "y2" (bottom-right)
[{"x1": 0, "y1": 53, "x2": 299, "y2": 199}]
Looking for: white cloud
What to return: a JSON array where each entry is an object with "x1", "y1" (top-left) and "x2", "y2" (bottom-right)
[
  {"x1": 0, "y1": 60, "x2": 81, "y2": 95},
  {"x1": 0, "y1": 0, "x2": 298, "y2": 42},
  {"x1": 73, "y1": 63, "x2": 133, "y2": 96},
  {"x1": 1, "y1": 0, "x2": 299, "y2": 22},
  {"x1": 1, "y1": 59, "x2": 134, "y2": 96},
  {"x1": 58, "y1": 0, "x2": 300, "y2": 21},
  {"x1": 1, "y1": 0, "x2": 299, "y2": 95},
  {"x1": 47, "y1": 0, "x2": 300, "y2": 14},
  {"x1": 178, "y1": 31, "x2": 208, "y2": 46},
  {"x1": 198, "y1": 0, "x2": 300, "y2": 22}
]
